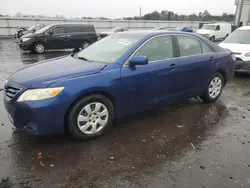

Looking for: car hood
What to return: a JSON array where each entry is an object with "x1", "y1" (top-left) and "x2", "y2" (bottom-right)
[
  {"x1": 100, "y1": 31, "x2": 114, "y2": 35},
  {"x1": 22, "y1": 30, "x2": 34, "y2": 35},
  {"x1": 8, "y1": 56, "x2": 107, "y2": 88},
  {"x1": 197, "y1": 29, "x2": 212, "y2": 34},
  {"x1": 20, "y1": 33, "x2": 34, "y2": 39},
  {"x1": 219, "y1": 43, "x2": 250, "y2": 54}
]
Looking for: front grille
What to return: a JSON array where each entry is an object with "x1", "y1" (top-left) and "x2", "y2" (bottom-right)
[
  {"x1": 4, "y1": 86, "x2": 21, "y2": 99},
  {"x1": 236, "y1": 57, "x2": 243, "y2": 61}
]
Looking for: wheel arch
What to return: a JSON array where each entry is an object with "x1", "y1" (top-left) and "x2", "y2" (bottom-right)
[
  {"x1": 63, "y1": 90, "x2": 116, "y2": 133},
  {"x1": 216, "y1": 69, "x2": 227, "y2": 86}
]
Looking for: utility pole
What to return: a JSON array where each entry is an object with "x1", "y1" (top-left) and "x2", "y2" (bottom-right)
[
  {"x1": 140, "y1": 7, "x2": 142, "y2": 20},
  {"x1": 237, "y1": 0, "x2": 244, "y2": 27}
]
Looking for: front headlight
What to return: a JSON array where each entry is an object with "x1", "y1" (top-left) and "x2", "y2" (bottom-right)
[
  {"x1": 245, "y1": 52, "x2": 250, "y2": 57},
  {"x1": 22, "y1": 38, "x2": 31, "y2": 42},
  {"x1": 17, "y1": 87, "x2": 64, "y2": 102}
]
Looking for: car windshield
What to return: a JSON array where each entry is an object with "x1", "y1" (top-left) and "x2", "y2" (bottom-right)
[
  {"x1": 109, "y1": 27, "x2": 120, "y2": 32},
  {"x1": 35, "y1": 25, "x2": 52, "y2": 34},
  {"x1": 223, "y1": 30, "x2": 250, "y2": 44},
  {"x1": 76, "y1": 34, "x2": 142, "y2": 64},
  {"x1": 202, "y1": 25, "x2": 216, "y2": 30}
]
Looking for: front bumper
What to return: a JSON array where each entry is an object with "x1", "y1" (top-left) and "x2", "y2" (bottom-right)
[
  {"x1": 19, "y1": 41, "x2": 32, "y2": 51},
  {"x1": 3, "y1": 84, "x2": 67, "y2": 136},
  {"x1": 235, "y1": 59, "x2": 250, "y2": 71}
]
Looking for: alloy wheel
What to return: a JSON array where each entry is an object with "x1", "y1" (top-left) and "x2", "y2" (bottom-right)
[
  {"x1": 36, "y1": 44, "x2": 45, "y2": 53},
  {"x1": 77, "y1": 102, "x2": 109, "y2": 135},
  {"x1": 208, "y1": 77, "x2": 222, "y2": 99}
]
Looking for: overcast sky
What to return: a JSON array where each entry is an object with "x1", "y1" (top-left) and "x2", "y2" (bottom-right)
[{"x1": 1, "y1": 0, "x2": 236, "y2": 18}]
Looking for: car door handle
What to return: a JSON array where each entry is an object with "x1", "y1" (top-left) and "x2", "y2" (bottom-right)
[
  {"x1": 209, "y1": 56, "x2": 215, "y2": 62},
  {"x1": 61, "y1": 35, "x2": 66, "y2": 38},
  {"x1": 169, "y1": 63, "x2": 177, "y2": 69},
  {"x1": 66, "y1": 35, "x2": 71, "y2": 37}
]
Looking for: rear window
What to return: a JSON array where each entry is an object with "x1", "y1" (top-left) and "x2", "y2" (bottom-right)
[
  {"x1": 177, "y1": 35, "x2": 202, "y2": 56},
  {"x1": 84, "y1": 26, "x2": 95, "y2": 32},
  {"x1": 66, "y1": 25, "x2": 95, "y2": 33}
]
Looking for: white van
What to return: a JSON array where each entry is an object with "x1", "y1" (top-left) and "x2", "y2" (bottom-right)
[{"x1": 196, "y1": 23, "x2": 231, "y2": 42}]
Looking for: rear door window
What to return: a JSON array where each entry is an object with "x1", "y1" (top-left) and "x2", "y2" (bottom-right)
[
  {"x1": 176, "y1": 35, "x2": 202, "y2": 57},
  {"x1": 65, "y1": 26, "x2": 95, "y2": 33},
  {"x1": 66, "y1": 26, "x2": 82, "y2": 33},
  {"x1": 201, "y1": 42, "x2": 213, "y2": 54}
]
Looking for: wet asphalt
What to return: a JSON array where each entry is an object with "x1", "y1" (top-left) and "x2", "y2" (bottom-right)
[{"x1": 0, "y1": 39, "x2": 250, "y2": 188}]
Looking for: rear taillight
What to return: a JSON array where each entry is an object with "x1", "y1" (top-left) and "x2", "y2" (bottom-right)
[{"x1": 231, "y1": 54, "x2": 236, "y2": 62}]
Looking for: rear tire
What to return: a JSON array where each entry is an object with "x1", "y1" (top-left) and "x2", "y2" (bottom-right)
[
  {"x1": 210, "y1": 36, "x2": 215, "y2": 42},
  {"x1": 33, "y1": 42, "x2": 45, "y2": 54},
  {"x1": 67, "y1": 94, "x2": 115, "y2": 140},
  {"x1": 200, "y1": 73, "x2": 224, "y2": 103},
  {"x1": 224, "y1": 34, "x2": 229, "y2": 40}
]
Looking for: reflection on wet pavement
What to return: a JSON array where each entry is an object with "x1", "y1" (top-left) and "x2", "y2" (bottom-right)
[{"x1": 0, "y1": 39, "x2": 250, "y2": 188}]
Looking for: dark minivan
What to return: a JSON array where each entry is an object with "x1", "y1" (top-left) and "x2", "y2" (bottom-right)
[{"x1": 19, "y1": 23, "x2": 98, "y2": 53}]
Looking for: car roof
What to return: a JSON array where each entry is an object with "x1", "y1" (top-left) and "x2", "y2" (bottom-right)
[
  {"x1": 237, "y1": 26, "x2": 250, "y2": 30},
  {"x1": 116, "y1": 30, "x2": 223, "y2": 52},
  {"x1": 48, "y1": 23, "x2": 93, "y2": 27},
  {"x1": 116, "y1": 30, "x2": 196, "y2": 37},
  {"x1": 206, "y1": 22, "x2": 230, "y2": 26},
  {"x1": 205, "y1": 24, "x2": 218, "y2": 26}
]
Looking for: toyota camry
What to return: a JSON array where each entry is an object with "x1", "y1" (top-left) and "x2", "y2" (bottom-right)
[{"x1": 4, "y1": 31, "x2": 235, "y2": 140}]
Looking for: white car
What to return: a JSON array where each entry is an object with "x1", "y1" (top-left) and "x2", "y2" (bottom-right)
[
  {"x1": 219, "y1": 26, "x2": 250, "y2": 72},
  {"x1": 100, "y1": 27, "x2": 130, "y2": 38},
  {"x1": 197, "y1": 23, "x2": 231, "y2": 42}
]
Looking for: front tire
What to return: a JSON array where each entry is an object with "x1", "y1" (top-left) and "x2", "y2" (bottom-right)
[
  {"x1": 33, "y1": 42, "x2": 45, "y2": 54},
  {"x1": 67, "y1": 94, "x2": 115, "y2": 140},
  {"x1": 81, "y1": 41, "x2": 91, "y2": 49},
  {"x1": 200, "y1": 73, "x2": 224, "y2": 103}
]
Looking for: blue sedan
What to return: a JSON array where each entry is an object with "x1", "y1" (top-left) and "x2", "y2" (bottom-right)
[{"x1": 4, "y1": 31, "x2": 235, "y2": 140}]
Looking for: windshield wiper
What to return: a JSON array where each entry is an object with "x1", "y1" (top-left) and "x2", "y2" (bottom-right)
[{"x1": 77, "y1": 56, "x2": 93, "y2": 62}]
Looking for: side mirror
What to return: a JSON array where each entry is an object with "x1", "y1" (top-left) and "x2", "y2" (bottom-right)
[
  {"x1": 49, "y1": 31, "x2": 53, "y2": 35},
  {"x1": 129, "y1": 56, "x2": 148, "y2": 67}
]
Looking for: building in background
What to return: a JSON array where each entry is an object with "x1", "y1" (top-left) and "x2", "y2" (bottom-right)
[{"x1": 235, "y1": 0, "x2": 250, "y2": 26}]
